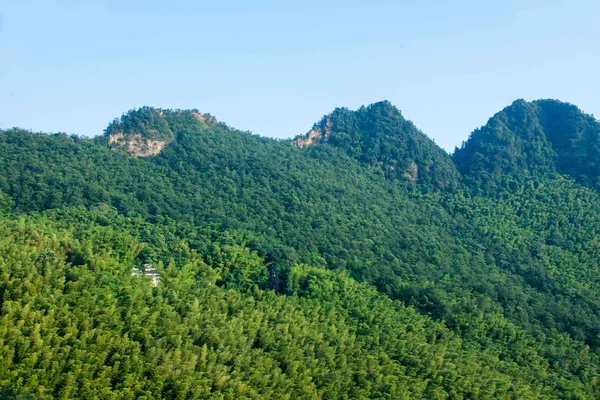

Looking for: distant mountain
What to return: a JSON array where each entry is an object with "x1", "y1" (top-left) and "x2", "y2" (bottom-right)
[
  {"x1": 294, "y1": 101, "x2": 461, "y2": 191},
  {"x1": 454, "y1": 99, "x2": 600, "y2": 188}
]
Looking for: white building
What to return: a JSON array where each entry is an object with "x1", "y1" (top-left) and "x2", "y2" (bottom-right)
[
  {"x1": 132, "y1": 264, "x2": 160, "y2": 287},
  {"x1": 143, "y1": 266, "x2": 161, "y2": 287}
]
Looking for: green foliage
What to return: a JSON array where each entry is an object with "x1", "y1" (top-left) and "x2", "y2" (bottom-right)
[
  {"x1": 2, "y1": 99, "x2": 600, "y2": 397},
  {"x1": 105, "y1": 106, "x2": 174, "y2": 141},
  {"x1": 0, "y1": 211, "x2": 598, "y2": 399},
  {"x1": 0, "y1": 190, "x2": 12, "y2": 216},
  {"x1": 441, "y1": 178, "x2": 600, "y2": 346},
  {"x1": 454, "y1": 99, "x2": 600, "y2": 188},
  {"x1": 295, "y1": 101, "x2": 461, "y2": 190}
]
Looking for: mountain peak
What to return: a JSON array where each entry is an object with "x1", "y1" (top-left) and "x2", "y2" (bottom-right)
[
  {"x1": 294, "y1": 100, "x2": 460, "y2": 190},
  {"x1": 104, "y1": 107, "x2": 216, "y2": 157},
  {"x1": 453, "y1": 99, "x2": 600, "y2": 186},
  {"x1": 105, "y1": 107, "x2": 174, "y2": 156}
]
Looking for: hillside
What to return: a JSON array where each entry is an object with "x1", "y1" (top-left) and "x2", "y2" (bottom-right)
[
  {"x1": 294, "y1": 101, "x2": 461, "y2": 191},
  {"x1": 1, "y1": 100, "x2": 600, "y2": 398},
  {"x1": 453, "y1": 99, "x2": 600, "y2": 188},
  {"x1": 3, "y1": 206, "x2": 582, "y2": 399}
]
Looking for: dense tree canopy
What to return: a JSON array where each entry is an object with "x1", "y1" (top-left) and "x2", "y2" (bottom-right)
[
  {"x1": 2, "y1": 99, "x2": 600, "y2": 398},
  {"x1": 104, "y1": 106, "x2": 175, "y2": 142},
  {"x1": 294, "y1": 101, "x2": 461, "y2": 191},
  {"x1": 453, "y1": 99, "x2": 600, "y2": 188}
]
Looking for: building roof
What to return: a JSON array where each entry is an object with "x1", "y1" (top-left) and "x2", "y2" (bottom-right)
[{"x1": 144, "y1": 268, "x2": 160, "y2": 276}]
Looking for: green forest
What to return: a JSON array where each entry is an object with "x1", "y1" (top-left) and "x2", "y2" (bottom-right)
[{"x1": 2, "y1": 99, "x2": 600, "y2": 398}]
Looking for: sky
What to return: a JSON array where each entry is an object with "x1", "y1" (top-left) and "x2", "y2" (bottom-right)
[{"x1": 1, "y1": 0, "x2": 599, "y2": 151}]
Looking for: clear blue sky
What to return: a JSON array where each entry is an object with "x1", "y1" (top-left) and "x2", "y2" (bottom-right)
[{"x1": 1, "y1": 0, "x2": 599, "y2": 151}]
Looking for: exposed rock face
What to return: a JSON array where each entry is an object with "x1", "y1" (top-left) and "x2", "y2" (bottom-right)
[
  {"x1": 190, "y1": 112, "x2": 205, "y2": 121},
  {"x1": 108, "y1": 131, "x2": 169, "y2": 157},
  {"x1": 295, "y1": 127, "x2": 323, "y2": 148},
  {"x1": 104, "y1": 106, "x2": 177, "y2": 157},
  {"x1": 191, "y1": 111, "x2": 217, "y2": 125},
  {"x1": 294, "y1": 116, "x2": 333, "y2": 148}
]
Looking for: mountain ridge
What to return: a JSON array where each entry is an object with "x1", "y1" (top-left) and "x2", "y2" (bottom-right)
[{"x1": 100, "y1": 98, "x2": 600, "y2": 192}]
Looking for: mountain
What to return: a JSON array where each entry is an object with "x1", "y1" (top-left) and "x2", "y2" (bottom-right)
[
  {"x1": 1, "y1": 100, "x2": 600, "y2": 398},
  {"x1": 102, "y1": 106, "x2": 217, "y2": 156},
  {"x1": 294, "y1": 101, "x2": 461, "y2": 191},
  {"x1": 454, "y1": 99, "x2": 600, "y2": 188}
]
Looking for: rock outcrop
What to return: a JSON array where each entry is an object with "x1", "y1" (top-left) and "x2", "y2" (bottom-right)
[
  {"x1": 105, "y1": 106, "x2": 175, "y2": 157},
  {"x1": 108, "y1": 131, "x2": 169, "y2": 157},
  {"x1": 294, "y1": 117, "x2": 333, "y2": 148}
]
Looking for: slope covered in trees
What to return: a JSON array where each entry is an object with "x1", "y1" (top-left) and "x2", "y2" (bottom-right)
[
  {"x1": 294, "y1": 101, "x2": 461, "y2": 191},
  {"x1": 2, "y1": 99, "x2": 600, "y2": 398},
  {"x1": 1, "y1": 206, "x2": 598, "y2": 399},
  {"x1": 453, "y1": 99, "x2": 600, "y2": 188}
]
